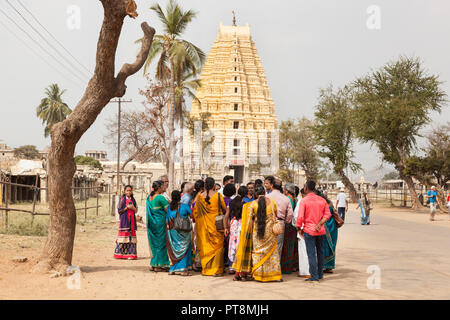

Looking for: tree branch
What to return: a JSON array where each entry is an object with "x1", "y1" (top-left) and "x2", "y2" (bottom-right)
[{"x1": 115, "y1": 22, "x2": 155, "y2": 96}]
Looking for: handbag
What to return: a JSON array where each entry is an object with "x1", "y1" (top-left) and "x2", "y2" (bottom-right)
[
  {"x1": 333, "y1": 208, "x2": 344, "y2": 228},
  {"x1": 173, "y1": 205, "x2": 192, "y2": 232},
  {"x1": 271, "y1": 200, "x2": 284, "y2": 236},
  {"x1": 215, "y1": 193, "x2": 225, "y2": 232}
]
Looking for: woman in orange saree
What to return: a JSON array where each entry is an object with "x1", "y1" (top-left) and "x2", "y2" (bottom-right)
[{"x1": 192, "y1": 177, "x2": 226, "y2": 276}]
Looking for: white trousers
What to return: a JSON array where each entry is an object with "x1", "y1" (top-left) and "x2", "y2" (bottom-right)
[{"x1": 298, "y1": 235, "x2": 310, "y2": 276}]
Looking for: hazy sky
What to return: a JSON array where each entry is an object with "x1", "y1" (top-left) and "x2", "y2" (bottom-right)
[{"x1": 1, "y1": 0, "x2": 449, "y2": 177}]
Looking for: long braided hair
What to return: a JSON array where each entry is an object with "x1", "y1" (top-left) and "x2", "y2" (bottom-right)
[
  {"x1": 254, "y1": 185, "x2": 267, "y2": 239},
  {"x1": 230, "y1": 186, "x2": 248, "y2": 220},
  {"x1": 204, "y1": 177, "x2": 215, "y2": 204}
]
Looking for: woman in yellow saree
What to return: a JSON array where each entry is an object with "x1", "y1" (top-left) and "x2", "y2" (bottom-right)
[
  {"x1": 232, "y1": 201, "x2": 253, "y2": 281},
  {"x1": 250, "y1": 185, "x2": 282, "y2": 282},
  {"x1": 192, "y1": 177, "x2": 226, "y2": 276}
]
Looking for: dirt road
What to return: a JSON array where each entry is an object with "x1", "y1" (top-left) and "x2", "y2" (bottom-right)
[{"x1": 1, "y1": 204, "x2": 449, "y2": 299}]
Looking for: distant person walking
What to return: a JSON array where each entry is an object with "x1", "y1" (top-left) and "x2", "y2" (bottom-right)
[
  {"x1": 335, "y1": 188, "x2": 348, "y2": 221},
  {"x1": 356, "y1": 192, "x2": 371, "y2": 225},
  {"x1": 427, "y1": 186, "x2": 438, "y2": 221}
]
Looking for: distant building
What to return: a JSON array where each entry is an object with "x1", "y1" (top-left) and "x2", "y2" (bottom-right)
[
  {"x1": 85, "y1": 150, "x2": 108, "y2": 161},
  {"x1": 0, "y1": 141, "x2": 15, "y2": 160}
]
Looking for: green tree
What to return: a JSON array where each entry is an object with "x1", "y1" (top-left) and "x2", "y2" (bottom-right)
[
  {"x1": 36, "y1": 84, "x2": 72, "y2": 137},
  {"x1": 404, "y1": 122, "x2": 450, "y2": 210},
  {"x1": 352, "y1": 56, "x2": 447, "y2": 209},
  {"x1": 141, "y1": 0, "x2": 205, "y2": 190},
  {"x1": 13, "y1": 145, "x2": 40, "y2": 160},
  {"x1": 279, "y1": 117, "x2": 321, "y2": 181},
  {"x1": 382, "y1": 171, "x2": 400, "y2": 181},
  {"x1": 187, "y1": 112, "x2": 212, "y2": 177},
  {"x1": 312, "y1": 85, "x2": 360, "y2": 202},
  {"x1": 74, "y1": 155, "x2": 103, "y2": 170}
]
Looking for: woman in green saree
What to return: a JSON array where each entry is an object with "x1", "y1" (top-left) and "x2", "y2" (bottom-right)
[
  {"x1": 316, "y1": 191, "x2": 338, "y2": 273},
  {"x1": 146, "y1": 180, "x2": 170, "y2": 272}
]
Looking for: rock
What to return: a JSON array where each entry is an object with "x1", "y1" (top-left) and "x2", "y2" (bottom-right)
[
  {"x1": 80, "y1": 227, "x2": 86, "y2": 233},
  {"x1": 12, "y1": 256, "x2": 28, "y2": 263},
  {"x1": 49, "y1": 271, "x2": 62, "y2": 278}
]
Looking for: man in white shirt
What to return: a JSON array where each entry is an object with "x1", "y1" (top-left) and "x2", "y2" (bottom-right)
[{"x1": 335, "y1": 188, "x2": 348, "y2": 221}]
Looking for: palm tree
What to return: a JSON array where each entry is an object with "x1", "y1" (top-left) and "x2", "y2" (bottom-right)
[
  {"x1": 141, "y1": 0, "x2": 205, "y2": 190},
  {"x1": 174, "y1": 70, "x2": 201, "y2": 182},
  {"x1": 36, "y1": 84, "x2": 71, "y2": 137}
]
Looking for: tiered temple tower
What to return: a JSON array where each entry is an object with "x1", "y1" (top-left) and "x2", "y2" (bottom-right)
[{"x1": 185, "y1": 22, "x2": 279, "y2": 184}]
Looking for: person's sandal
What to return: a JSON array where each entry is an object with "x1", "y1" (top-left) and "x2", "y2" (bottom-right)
[
  {"x1": 213, "y1": 273, "x2": 224, "y2": 277},
  {"x1": 168, "y1": 271, "x2": 175, "y2": 275},
  {"x1": 233, "y1": 275, "x2": 242, "y2": 281}
]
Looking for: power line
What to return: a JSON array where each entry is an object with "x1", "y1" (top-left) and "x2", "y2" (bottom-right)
[
  {"x1": 15, "y1": 0, "x2": 93, "y2": 77},
  {"x1": 0, "y1": 19, "x2": 85, "y2": 89},
  {"x1": 0, "y1": 7, "x2": 87, "y2": 84},
  {"x1": 5, "y1": 0, "x2": 90, "y2": 80}
]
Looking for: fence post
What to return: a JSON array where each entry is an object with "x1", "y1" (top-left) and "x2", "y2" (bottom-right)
[
  {"x1": 96, "y1": 190, "x2": 99, "y2": 217},
  {"x1": 5, "y1": 179, "x2": 9, "y2": 230},
  {"x1": 84, "y1": 186, "x2": 87, "y2": 222},
  {"x1": 31, "y1": 173, "x2": 39, "y2": 226}
]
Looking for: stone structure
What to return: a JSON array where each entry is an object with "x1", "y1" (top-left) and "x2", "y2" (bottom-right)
[
  {"x1": 185, "y1": 22, "x2": 279, "y2": 184},
  {"x1": 85, "y1": 150, "x2": 108, "y2": 161}
]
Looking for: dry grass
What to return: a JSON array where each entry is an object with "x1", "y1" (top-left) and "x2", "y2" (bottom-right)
[{"x1": 0, "y1": 190, "x2": 148, "y2": 237}]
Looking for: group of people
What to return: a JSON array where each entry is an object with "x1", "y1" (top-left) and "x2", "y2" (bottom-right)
[{"x1": 113, "y1": 174, "x2": 346, "y2": 283}]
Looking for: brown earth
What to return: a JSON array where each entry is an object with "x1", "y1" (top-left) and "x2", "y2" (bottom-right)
[{"x1": 0, "y1": 204, "x2": 449, "y2": 299}]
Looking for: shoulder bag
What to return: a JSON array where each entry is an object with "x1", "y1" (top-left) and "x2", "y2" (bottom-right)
[
  {"x1": 215, "y1": 193, "x2": 226, "y2": 232},
  {"x1": 271, "y1": 199, "x2": 284, "y2": 236},
  {"x1": 173, "y1": 205, "x2": 192, "y2": 232}
]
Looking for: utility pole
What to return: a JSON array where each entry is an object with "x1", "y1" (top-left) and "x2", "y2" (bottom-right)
[{"x1": 109, "y1": 98, "x2": 132, "y2": 196}]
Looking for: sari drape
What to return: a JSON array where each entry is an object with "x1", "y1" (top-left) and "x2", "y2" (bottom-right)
[
  {"x1": 281, "y1": 197, "x2": 298, "y2": 274},
  {"x1": 146, "y1": 194, "x2": 170, "y2": 267},
  {"x1": 324, "y1": 205, "x2": 338, "y2": 270},
  {"x1": 166, "y1": 203, "x2": 193, "y2": 272},
  {"x1": 192, "y1": 193, "x2": 225, "y2": 276},
  {"x1": 359, "y1": 198, "x2": 371, "y2": 225},
  {"x1": 231, "y1": 202, "x2": 253, "y2": 274},
  {"x1": 250, "y1": 199, "x2": 282, "y2": 282}
]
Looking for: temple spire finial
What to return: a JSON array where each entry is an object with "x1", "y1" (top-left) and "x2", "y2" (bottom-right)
[{"x1": 232, "y1": 10, "x2": 236, "y2": 26}]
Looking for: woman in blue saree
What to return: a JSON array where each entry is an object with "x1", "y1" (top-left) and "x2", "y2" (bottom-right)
[
  {"x1": 166, "y1": 190, "x2": 193, "y2": 276},
  {"x1": 356, "y1": 192, "x2": 371, "y2": 225},
  {"x1": 146, "y1": 180, "x2": 170, "y2": 272}
]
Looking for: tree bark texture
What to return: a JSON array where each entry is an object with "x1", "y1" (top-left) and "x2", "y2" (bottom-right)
[
  {"x1": 32, "y1": 0, "x2": 155, "y2": 274},
  {"x1": 337, "y1": 169, "x2": 358, "y2": 203}
]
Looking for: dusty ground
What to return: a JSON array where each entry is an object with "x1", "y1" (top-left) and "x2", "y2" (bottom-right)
[{"x1": 0, "y1": 203, "x2": 449, "y2": 300}]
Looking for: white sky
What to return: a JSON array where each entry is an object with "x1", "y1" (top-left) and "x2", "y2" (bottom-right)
[{"x1": 1, "y1": 0, "x2": 449, "y2": 177}]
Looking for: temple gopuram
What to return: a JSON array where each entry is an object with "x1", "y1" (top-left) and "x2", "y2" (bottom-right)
[{"x1": 185, "y1": 20, "x2": 279, "y2": 184}]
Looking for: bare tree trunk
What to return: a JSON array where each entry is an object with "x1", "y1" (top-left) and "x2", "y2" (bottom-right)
[
  {"x1": 435, "y1": 184, "x2": 447, "y2": 213},
  {"x1": 180, "y1": 119, "x2": 185, "y2": 182},
  {"x1": 337, "y1": 169, "x2": 358, "y2": 203},
  {"x1": 167, "y1": 62, "x2": 176, "y2": 191},
  {"x1": 397, "y1": 164, "x2": 421, "y2": 210},
  {"x1": 32, "y1": 0, "x2": 155, "y2": 274}
]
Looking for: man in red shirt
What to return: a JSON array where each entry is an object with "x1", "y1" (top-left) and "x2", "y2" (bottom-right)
[{"x1": 296, "y1": 180, "x2": 331, "y2": 282}]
